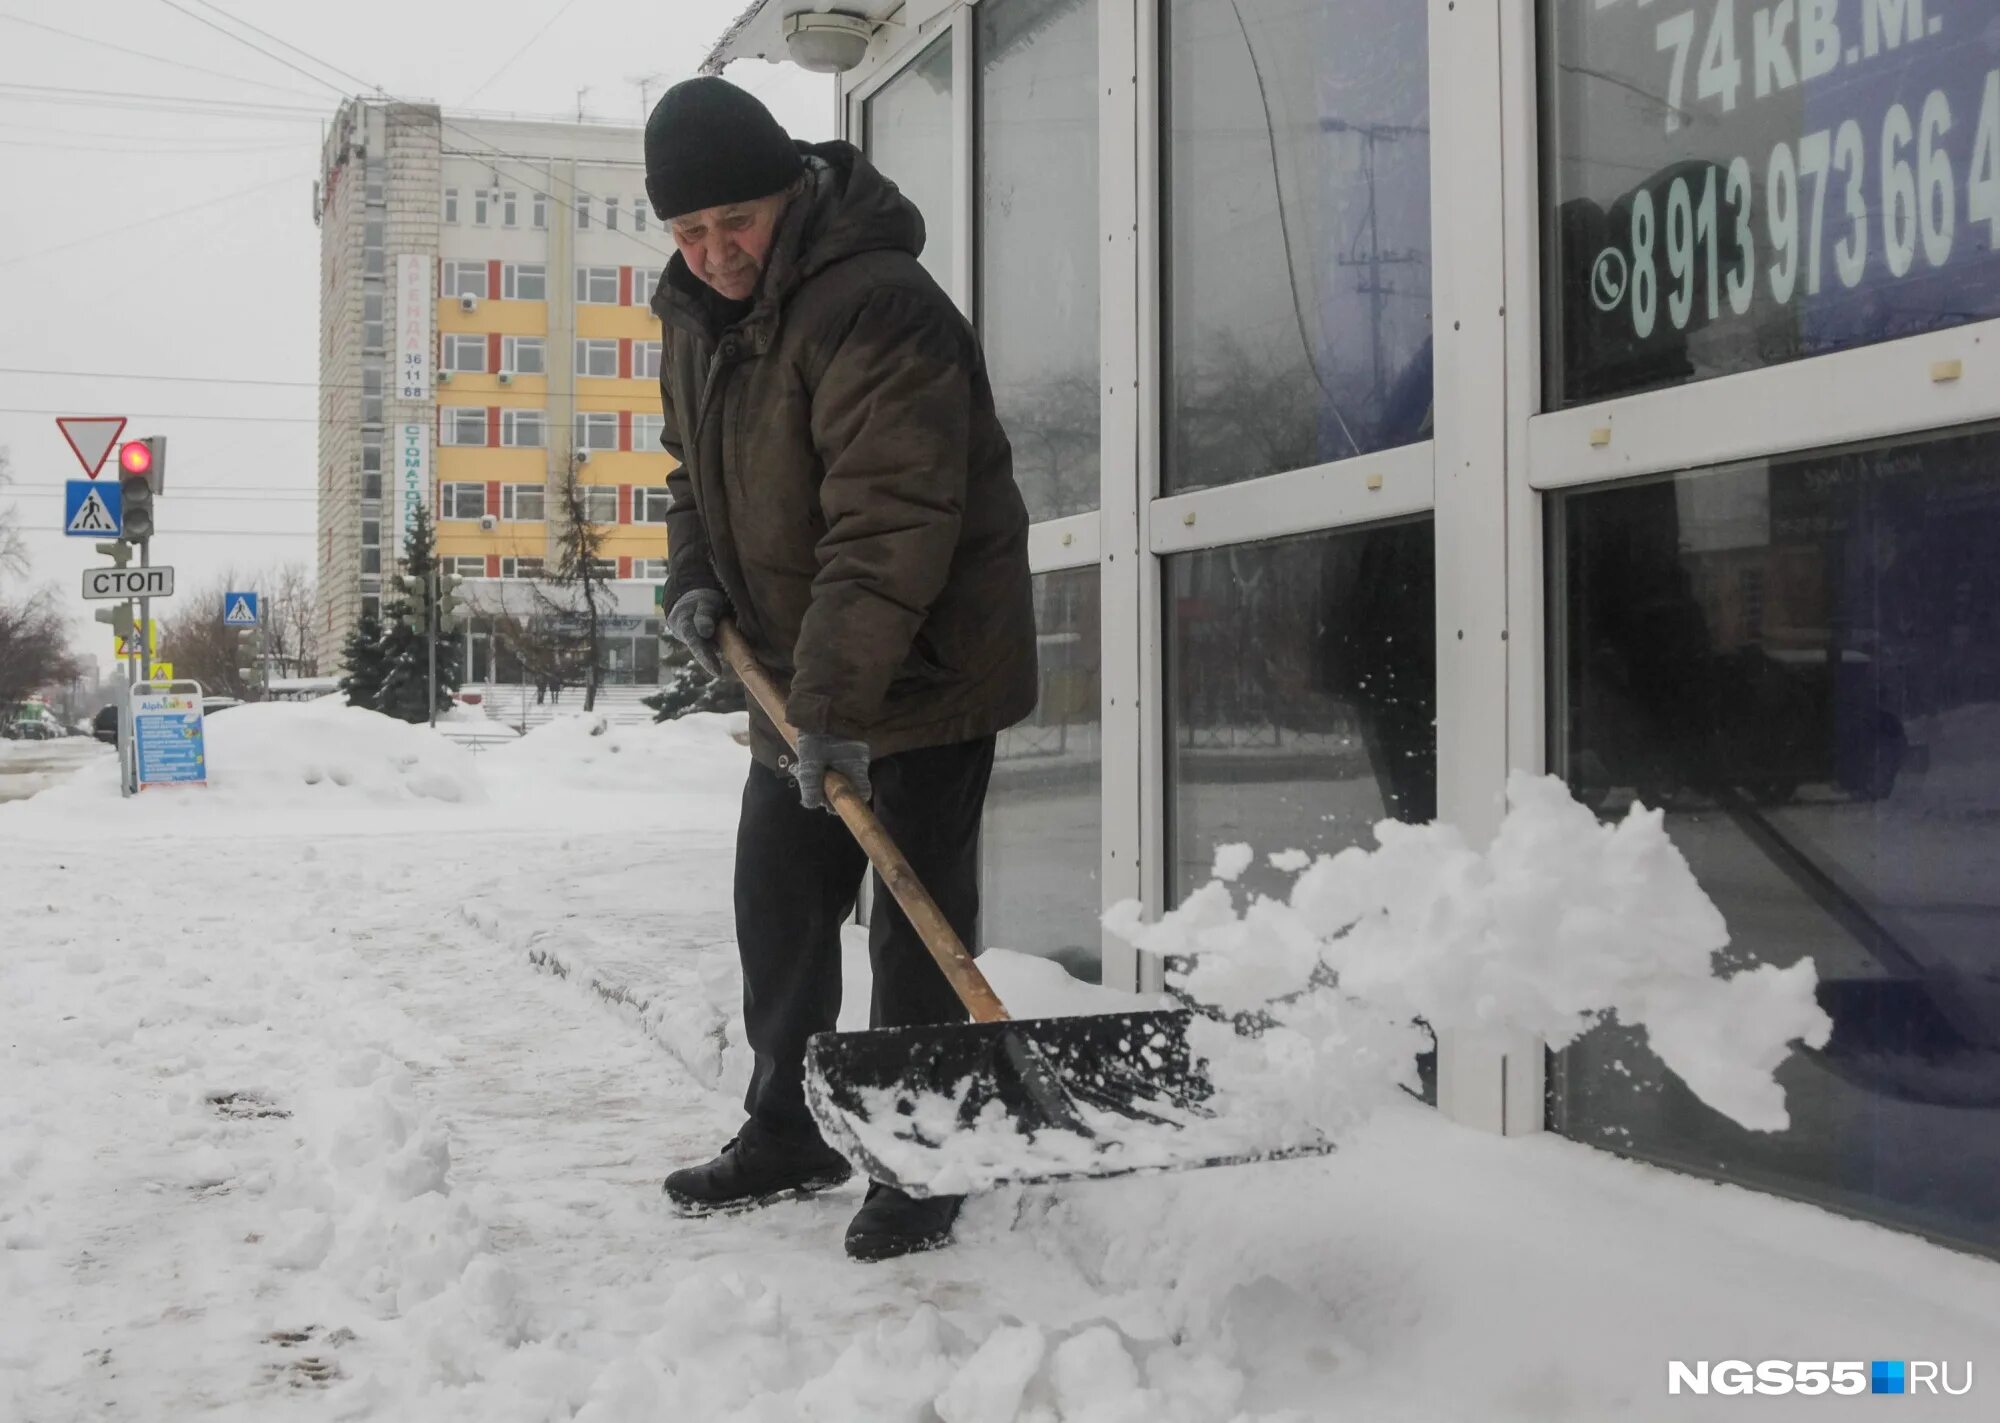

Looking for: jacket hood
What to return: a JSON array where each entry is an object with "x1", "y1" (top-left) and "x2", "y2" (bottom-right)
[{"x1": 651, "y1": 140, "x2": 925, "y2": 340}]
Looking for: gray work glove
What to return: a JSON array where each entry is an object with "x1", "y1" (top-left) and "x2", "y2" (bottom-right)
[
  {"x1": 665, "y1": 587, "x2": 728, "y2": 679},
  {"x1": 792, "y1": 733, "x2": 871, "y2": 812}
]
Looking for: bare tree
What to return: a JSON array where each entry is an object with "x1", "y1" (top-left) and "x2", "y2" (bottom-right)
[
  {"x1": 157, "y1": 573, "x2": 255, "y2": 700},
  {"x1": 548, "y1": 466, "x2": 615, "y2": 712},
  {"x1": 0, "y1": 447, "x2": 28, "y2": 581},
  {"x1": 0, "y1": 587, "x2": 84, "y2": 711},
  {"x1": 264, "y1": 561, "x2": 320, "y2": 677}
]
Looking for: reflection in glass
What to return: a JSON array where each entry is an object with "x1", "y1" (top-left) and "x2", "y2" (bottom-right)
[
  {"x1": 1554, "y1": 423, "x2": 2000, "y2": 1254},
  {"x1": 982, "y1": 567, "x2": 1102, "y2": 981},
  {"x1": 1541, "y1": 0, "x2": 2000, "y2": 408},
  {"x1": 1166, "y1": 519, "x2": 1436, "y2": 904},
  {"x1": 1164, "y1": 0, "x2": 1431, "y2": 494},
  {"x1": 865, "y1": 35, "x2": 956, "y2": 297},
  {"x1": 979, "y1": 0, "x2": 1100, "y2": 522}
]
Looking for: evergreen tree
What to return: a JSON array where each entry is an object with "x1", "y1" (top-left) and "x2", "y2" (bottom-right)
[
  {"x1": 643, "y1": 636, "x2": 745, "y2": 721},
  {"x1": 374, "y1": 505, "x2": 463, "y2": 723},
  {"x1": 338, "y1": 611, "x2": 389, "y2": 710},
  {"x1": 549, "y1": 467, "x2": 613, "y2": 711}
]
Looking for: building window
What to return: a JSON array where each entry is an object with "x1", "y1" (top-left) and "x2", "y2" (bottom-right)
[
  {"x1": 441, "y1": 261, "x2": 488, "y2": 300},
  {"x1": 635, "y1": 485, "x2": 672, "y2": 522},
  {"x1": 361, "y1": 429, "x2": 383, "y2": 474},
  {"x1": 500, "y1": 409, "x2": 545, "y2": 449},
  {"x1": 502, "y1": 483, "x2": 545, "y2": 520},
  {"x1": 473, "y1": 189, "x2": 490, "y2": 226},
  {"x1": 362, "y1": 593, "x2": 380, "y2": 622},
  {"x1": 442, "y1": 334, "x2": 487, "y2": 374},
  {"x1": 1164, "y1": 0, "x2": 1430, "y2": 494},
  {"x1": 979, "y1": 0, "x2": 1100, "y2": 523},
  {"x1": 633, "y1": 197, "x2": 648, "y2": 232},
  {"x1": 1551, "y1": 422, "x2": 2000, "y2": 1254},
  {"x1": 443, "y1": 187, "x2": 458, "y2": 223},
  {"x1": 439, "y1": 407, "x2": 488, "y2": 447},
  {"x1": 984, "y1": 565, "x2": 1103, "y2": 979},
  {"x1": 361, "y1": 547, "x2": 381, "y2": 575},
  {"x1": 362, "y1": 218, "x2": 384, "y2": 276},
  {"x1": 361, "y1": 471, "x2": 383, "y2": 501},
  {"x1": 574, "y1": 411, "x2": 618, "y2": 451},
  {"x1": 362, "y1": 289, "x2": 385, "y2": 351},
  {"x1": 630, "y1": 266, "x2": 662, "y2": 305},
  {"x1": 575, "y1": 486, "x2": 617, "y2": 524},
  {"x1": 632, "y1": 558, "x2": 668, "y2": 580},
  {"x1": 532, "y1": 192, "x2": 547, "y2": 229},
  {"x1": 575, "y1": 340, "x2": 619, "y2": 378},
  {"x1": 1166, "y1": 517, "x2": 1437, "y2": 902},
  {"x1": 360, "y1": 517, "x2": 381, "y2": 576},
  {"x1": 865, "y1": 34, "x2": 956, "y2": 296},
  {"x1": 604, "y1": 196, "x2": 619, "y2": 230},
  {"x1": 501, "y1": 190, "x2": 517, "y2": 227},
  {"x1": 577, "y1": 195, "x2": 591, "y2": 229},
  {"x1": 361, "y1": 364, "x2": 383, "y2": 425},
  {"x1": 589, "y1": 556, "x2": 618, "y2": 579},
  {"x1": 448, "y1": 556, "x2": 488, "y2": 578},
  {"x1": 1540, "y1": 0, "x2": 2000, "y2": 409},
  {"x1": 633, "y1": 341, "x2": 662, "y2": 379},
  {"x1": 501, "y1": 336, "x2": 545, "y2": 375},
  {"x1": 502, "y1": 556, "x2": 545, "y2": 579},
  {"x1": 631, "y1": 412, "x2": 665, "y2": 452},
  {"x1": 501, "y1": 262, "x2": 546, "y2": 301},
  {"x1": 574, "y1": 266, "x2": 620, "y2": 304},
  {"x1": 439, "y1": 483, "x2": 487, "y2": 520}
]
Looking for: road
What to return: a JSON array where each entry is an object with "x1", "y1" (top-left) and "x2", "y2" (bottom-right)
[{"x1": 0, "y1": 738, "x2": 109, "y2": 804}]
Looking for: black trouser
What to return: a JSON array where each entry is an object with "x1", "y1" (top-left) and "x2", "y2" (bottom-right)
[{"x1": 734, "y1": 737, "x2": 995, "y2": 1147}]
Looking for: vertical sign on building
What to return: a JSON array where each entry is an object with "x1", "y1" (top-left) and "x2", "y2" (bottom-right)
[{"x1": 394, "y1": 253, "x2": 432, "y2": 539}]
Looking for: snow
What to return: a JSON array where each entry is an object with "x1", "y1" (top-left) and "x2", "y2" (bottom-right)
[{"x1": 3, "y1": 703, "x2": 1999, "y2": 1421}]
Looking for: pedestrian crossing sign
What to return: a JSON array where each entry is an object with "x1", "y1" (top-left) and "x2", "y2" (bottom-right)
[
  {"x1": 64, "y1": 479, "x2": 121, "y2": 537},
  {"x1": 223, "y1": 592, "x2": 260, "y2": 627}
]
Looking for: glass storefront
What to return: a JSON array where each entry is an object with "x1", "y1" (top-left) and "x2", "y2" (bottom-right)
[
  {"x1": 1163, "y1": 0, "x2": 1432, "y2": 492},
  {"x1": 978, "y1": 0, "x2": 1101, "y2": 523},
  {"x1": 865, "y1": 34, "x2": 957, "y2": 296},
  {"x1": 1542, "y1": 0, "x2": 2000, "y2": 407},
  {"x1": 982, "y1": 567, "x2": 1103, "y2": 979},
  {"x1": 1165, "y1": 517, "x2": 1437, "y2": 903},
  {"x1": 1552, "y1": 422, "x2": 2000, "y2": 1252}
]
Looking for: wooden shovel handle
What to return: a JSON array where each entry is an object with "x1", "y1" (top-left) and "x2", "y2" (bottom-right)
[{"x1": 716, "y1": 619, "x2": 1011, "y2": 1025}]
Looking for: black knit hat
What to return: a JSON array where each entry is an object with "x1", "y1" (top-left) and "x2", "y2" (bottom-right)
[{"x1": 644, "y1": 77, "x2": 803, "y2": 221}]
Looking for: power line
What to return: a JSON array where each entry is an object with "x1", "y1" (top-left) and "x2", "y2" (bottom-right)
[
  {"x1": 0, "y1": 13, "x2": 324, "y2": 101},
  {"x1": 0, "y1": 405, "x2": 319, "y2": 423},
  {"x1": 0, "y1": 81, "x2": 330, "y2": 119},
  {"x1": 188, "y1": 0, "x2": 377, "y2": 94},
  {"x1": 459, "y1": 0, "x2": 585, "y2": 107},
  {"x1": 156, "y1": 0, "x2": 362, "y2": 100},
  {"x1": 0, "y1": 171, "x2": 305, "y2": 267}
]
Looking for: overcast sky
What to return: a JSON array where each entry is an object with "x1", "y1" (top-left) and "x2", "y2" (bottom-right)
[{"x1": 0, "y1": 0, "x2": 830, "y2": 675}]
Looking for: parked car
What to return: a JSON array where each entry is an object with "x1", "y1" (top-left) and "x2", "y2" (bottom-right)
[{"x1": 5, "y1": 705, "x2": 64, "y2": 740}]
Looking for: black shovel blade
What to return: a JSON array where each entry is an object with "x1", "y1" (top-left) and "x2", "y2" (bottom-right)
[{"x1": 803, "y1": 1009, "x2": 1334, "y2": 1197}]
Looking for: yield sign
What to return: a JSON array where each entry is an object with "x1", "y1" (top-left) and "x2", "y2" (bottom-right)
[{"x1": 57, "y1": 416, "x2": 127, "y2": 478}]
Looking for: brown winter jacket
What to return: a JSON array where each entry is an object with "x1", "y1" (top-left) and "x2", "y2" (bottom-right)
[{"x1": 651, "y1": 141, "x2": 1037, "y2": 769}]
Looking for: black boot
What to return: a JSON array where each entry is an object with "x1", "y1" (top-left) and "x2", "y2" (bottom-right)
[
  {"x1": 663, "y1": 1128, "x2": 852, "y2": 1216},
  {"x1": 844, "y1": 1182, "x2": 963, "y2": 1262}
]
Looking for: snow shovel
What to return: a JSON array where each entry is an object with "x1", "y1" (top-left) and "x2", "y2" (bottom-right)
[{"x1": 716, "y1": 620, "x2": 1334, "y2": 1198}]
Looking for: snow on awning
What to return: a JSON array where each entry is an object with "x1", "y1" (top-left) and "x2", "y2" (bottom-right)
[{"x1": 700, "y1": 1, "x2": 944, "y2": 75}]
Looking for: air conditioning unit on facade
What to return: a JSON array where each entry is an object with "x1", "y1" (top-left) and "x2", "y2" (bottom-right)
[
  {"x1": 437, "y1": 369, "x2": 452, "y2": 383},
  {"x1": 459, "y1": 293, "x2": 478, "y2": 312},
  {"x1": 575, "y1": 449, "x2": 592, "y2": 465},
  {"x1": 497, "y1": 370, "x2": 514, "y2": 385},
  {"x1": 478, "y1": 514, "x2": 499, "y2": 532}
]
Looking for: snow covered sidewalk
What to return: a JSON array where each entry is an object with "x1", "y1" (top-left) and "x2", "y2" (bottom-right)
[{"x1": 4, "y1": 703, "x2": 1998, "y2": 1421}]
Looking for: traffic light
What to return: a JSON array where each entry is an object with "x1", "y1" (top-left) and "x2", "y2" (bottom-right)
[
  {"x1": 94, "y1": 602, "x2": 135, "y2": 641},
  {"x1": 402, "y1": 570, "x2": 431, "y2": 632},
  {"x1": 118, "y1": 437, "x2": 164, "y2": 542},
  {"x1": 95, "y1": 540, "x2": 130, "y2": 569},
  {"x1": 435, "y1": 572, "x2": 464, "y2": 625},
  {"x1": 234, "y1": 625, "x2": 265, "y2": 691}
]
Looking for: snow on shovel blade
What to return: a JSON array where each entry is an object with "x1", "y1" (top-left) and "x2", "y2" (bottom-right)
[{"x1": 803, "y1": 1009, "x2": 1334, "y2": 1197}]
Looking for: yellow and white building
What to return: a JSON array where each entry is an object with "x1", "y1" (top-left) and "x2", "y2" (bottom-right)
[{"x1": 315, "y1": 98, "x2": 678, "y2": 686}]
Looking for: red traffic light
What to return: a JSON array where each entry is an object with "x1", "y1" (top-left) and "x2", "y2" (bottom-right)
[{"x1": 119, "y1": 441, "x2": 153, "y2": 477}]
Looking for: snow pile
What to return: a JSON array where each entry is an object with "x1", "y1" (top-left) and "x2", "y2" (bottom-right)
[
  {"x1": 1114, "y1": 772, "x2": 1831, "y2": 1136},
  {"x1": 482, "y1": 710, "x2": 749, "y2": 800},
  {"x1": 15, "y1": 700, "x2": 484, "y2": 818}
]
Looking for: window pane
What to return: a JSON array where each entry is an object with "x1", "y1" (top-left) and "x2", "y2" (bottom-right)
[
  {"x1": 865, "y1": 34, "x2": 955, "y2": 296},
  {"x1": 1166, "y1": 518, "x2": 1436, "y2": 903},
  {"x1": 979, "y1": 0, "x2": 1099, "y2": 523},
  {"x1": 1541, "y1": 2, "x2": 2000, "y2": 410},
  {"x1": 982, "y1": 566, "x2": 1103, "y2": 980},
  {"x1": 1164, "y1": 0, "x2": 1431, "y2": 493},
  {"x1": 1552, "y1": 422, "x2": 2000, "y2": 1253}
]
